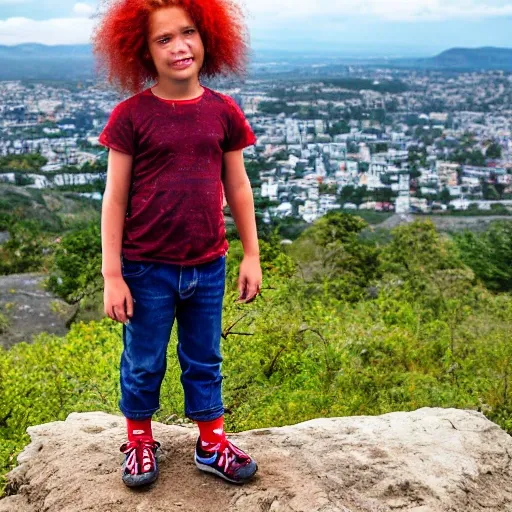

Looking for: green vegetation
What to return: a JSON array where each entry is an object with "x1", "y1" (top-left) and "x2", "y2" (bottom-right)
[
  {"x1": 0, "y1": 154, "x2": 47, "y2": 173},
  {"x1": 486, "y1": 142, "x2": 502, "y2": 159},
  {"x1": 0, "y1": 186, "x2": 101, "y2": 280},
  {"x1": 46, "y1": 222, "x2": 102, "y2": 304},
  {"x1": 454, "y1": 221, "x2": 512, "y2": 292},
  {"x1": 1, "y1": 213, "x2": 512, "y2": 497},
  {"x1": 0, "y1": 185, "x2": 101, "y2": 234},
  {"x1": 0, "y1": 220, "x2": 54, "y2": 275},
  {"x1": 445, "y1": 205, "x2": 511, "y2": 216}
]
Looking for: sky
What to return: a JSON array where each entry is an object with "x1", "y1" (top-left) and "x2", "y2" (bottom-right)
[{"x1": 0, "y1": 0, "x2": 511, "y2": 57}]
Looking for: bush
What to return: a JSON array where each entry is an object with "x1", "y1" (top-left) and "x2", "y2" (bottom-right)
[
  {"x1": 46, "y1": 222, "x2": 102, "y2": 303},
  {"x1": 454, "y1": 221, "x2": 512, "y2": 292},
  {"x1": 0, "y1": 220, "x2": 54, "y2": 275},
  {"x1": 2, "y1": 220, "x2": 512, "y2": 497}
]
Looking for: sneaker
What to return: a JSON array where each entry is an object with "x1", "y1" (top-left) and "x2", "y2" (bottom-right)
[
  {"x1": 194, "y1": 436, "x2": 258, "y2": 484},
  {"x1": 120, "y1": 438, "x2": 161, "y2": 488}
]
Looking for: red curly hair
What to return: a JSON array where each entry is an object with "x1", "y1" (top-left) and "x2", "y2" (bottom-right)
[{"x1": 92, "y1": 0, "x2": 250, "y2": 94}]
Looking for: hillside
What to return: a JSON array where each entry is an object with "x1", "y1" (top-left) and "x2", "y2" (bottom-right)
[
  {"x1": 0, "y1": 212, "x2": 511, "y2": 507},
  {"x1": 391, "y1": 46, "x2": 512, "y2": 71},
  {"x1": 428, "y1": 47, "x2": 512, "y2": 70},
  {"x1": 0, "y1": 44, "x2": 95, "y2": 81},
  {"x1": 0, "y1": 185, "x2": 101, "y2": 232},
  {"x1": 0, "y1": 272, "x2": 75, "y2": 349}
]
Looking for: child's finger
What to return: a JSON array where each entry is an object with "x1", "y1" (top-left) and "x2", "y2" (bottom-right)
[
  {"x1": 113, "y1": 304, "x2": 125, "y2": 323},
  {"x1": 125, "y1": 294, "x2": 134, "y2": 319},
  {"x1": 245, "y1": 282, "x2": 260, "y2": 302},
  {"x1": 238, "y1": 277, "x2": 247, "y2": 300}
]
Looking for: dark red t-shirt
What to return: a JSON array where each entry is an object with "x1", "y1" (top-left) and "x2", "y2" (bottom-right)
[{"x1": 99, "y1": 86, "x2": 256, "y2": 265}]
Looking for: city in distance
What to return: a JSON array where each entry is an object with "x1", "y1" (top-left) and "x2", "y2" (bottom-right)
[{"x1": 0, "y1": 42, "x2": 511, "y2": 227}]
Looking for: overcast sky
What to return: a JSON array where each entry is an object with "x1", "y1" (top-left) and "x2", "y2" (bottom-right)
[{"x1": 0, "y1": 0, "x2": 511, "y2": 56}]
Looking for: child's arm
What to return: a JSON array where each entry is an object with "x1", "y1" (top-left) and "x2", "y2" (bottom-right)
[
  {"x1": 101, "y1": 148, "x2": 134, "y2": 322},
  {"x1": 223, "y1": 149, "x2": 262, "y2": 303}
]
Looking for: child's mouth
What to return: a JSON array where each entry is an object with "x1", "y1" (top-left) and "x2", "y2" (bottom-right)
[{"x1": 170, "y1": 58, "x2": 193, "y2": 69}]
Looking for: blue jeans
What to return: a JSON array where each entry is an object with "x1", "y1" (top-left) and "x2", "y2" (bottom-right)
[{"x1": 119, "y1": 254, "x2": 226, "y2": 422}]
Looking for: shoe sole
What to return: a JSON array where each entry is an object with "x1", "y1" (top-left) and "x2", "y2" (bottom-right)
[
  {"x1": 122, "y1": 467, "x2": 159, "y2": 488},
  {"x1": 121, "y1": 449, "x2": 161, "y2": 488},
  {"x1": 195, "y1": 457, "x2": 257, "y2": 484}
]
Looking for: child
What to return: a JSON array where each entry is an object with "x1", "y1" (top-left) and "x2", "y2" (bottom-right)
[{"x1": 93, "y1": 0, "x2": 261, "y2": 488}]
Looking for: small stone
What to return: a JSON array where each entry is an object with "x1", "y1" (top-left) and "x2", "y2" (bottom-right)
[{"x1": 388, "y1": 498, "x2": 409, "y2": 509}]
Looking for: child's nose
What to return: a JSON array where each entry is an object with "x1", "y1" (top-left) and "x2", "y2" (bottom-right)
[{"x1": 170, "y1": 37, "x2": 189, "y2": 54}]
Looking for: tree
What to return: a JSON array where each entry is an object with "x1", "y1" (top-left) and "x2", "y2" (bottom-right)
[
  {"x1": 352, "y1": 185, "x2": 368, "y2": 207},
  {"x1": 305, "y1": 211, "x2": 368, "y2": 247},
  {"x1": 327, "y1": 121, "x2": 349, "y2": 136},
  {"x1": 46, "y1": 222, "x2": 102, "y2": 304},
  {"x1": 495, "y1": 183, "x2": 506, "y2": 199},
  {"x1": 292, "y1": 211, "x2": 380, "y2": 301},
  {"x1": 374, "y1": 188, "x2": 396, "y2": 203},
  {"x1": 409, "y1": 165, "x2": 421, "y2": 180},
  {"x1": 468, "y1": 150, "x2": 486, "y2": 167},
  {"x1": 338, "y1": 185, "x2": 355, "y2": 204},
  {"x1": 440, "y1": 187, "x2": 451, "y2": 205},
  {"x1": 483, "y1": 183, "x2": 499, "y2": 201},
  {"x1": 454, "y1": 221, "x2": 512, "y2": 292},
  {"x1": 486, "y1": 142, "x2": 502, "y2": 159}
]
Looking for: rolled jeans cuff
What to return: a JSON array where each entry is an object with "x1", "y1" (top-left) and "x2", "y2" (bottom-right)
[
  {"x1": 119, "y1": 401, "x2": 159, "y2": 421},
  {"x1": 186, "y1": 405, "x2": 224, "y2": 422}
]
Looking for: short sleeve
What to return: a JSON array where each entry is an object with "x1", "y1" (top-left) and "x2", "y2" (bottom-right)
[
  {"x1": 222, "y1": 96, "x2": 257, "y2": 153},
  {"x1": 98, "y1": 101, "x2": 135, "y2": 155}
]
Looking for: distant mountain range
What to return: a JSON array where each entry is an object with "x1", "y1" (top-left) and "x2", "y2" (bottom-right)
[
  {"x1": 0, "y1": 43, "x2": 95, "y2": 81},
  {"x1": 391, "y1": 47, "x2": 512, "y2": 71},
  {"x1": 0, "y1": 44, "x2": 511, "y2": 81}
]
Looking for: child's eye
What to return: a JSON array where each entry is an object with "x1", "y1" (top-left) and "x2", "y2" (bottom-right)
[
  {"x1": 185, "y1": 29, "x2": 195, "y2": 35},
  {"x1": 158, "y1": 37, "x2": 170, "y2": 44}
]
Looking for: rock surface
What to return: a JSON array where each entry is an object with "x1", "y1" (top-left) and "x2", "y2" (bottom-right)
[
  {"x1": 0, "y1": 272, "x2": 76, "y2": 348},
  {"x1": 1, "y1": 408, "x2": 512, "y2": 511}
]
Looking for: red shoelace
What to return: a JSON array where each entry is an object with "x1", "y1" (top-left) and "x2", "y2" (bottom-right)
[
  {"x1": 202, "y1": 437, "x2": 251, "y2": 475},
  {"x1": 121, "y1": 439, "x2": 159, "y2": 475}
]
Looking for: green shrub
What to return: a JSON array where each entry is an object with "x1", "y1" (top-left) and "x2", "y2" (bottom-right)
[
  {"x1": 46, "y1": 222, "x2": 102, "y2": 303},
  {"x1": 454, "y1": 221, "x2": 512, "y2": 292},
  {"x1": 2, "y1": 219, "x2": 512, "y2": 497},
  {"x1": 0, "y1": 220, "x2": 54, "y2": 275}
]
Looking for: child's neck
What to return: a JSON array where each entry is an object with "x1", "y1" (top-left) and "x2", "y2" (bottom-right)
[{"x1": 151, "y1": 79, "x2": 203, "y2": 101}]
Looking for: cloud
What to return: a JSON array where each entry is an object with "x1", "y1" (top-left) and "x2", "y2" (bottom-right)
[
  {"x1": 73, "y1": 2, "x2": 95, "y2": 17},
  {"x1": 1, "y1": 0, "x2": 512, "y2": 46},
  {"x1": 245, "y1": 0, "x2": 512, "y2": 22},
  {"x1": 0, "y1": 17, "x2": 94, "y2": 44}
]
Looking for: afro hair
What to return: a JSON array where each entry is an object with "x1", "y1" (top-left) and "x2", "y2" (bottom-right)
[{"x1": 92, "y1": 0, "x2": 250, "y2": 94}]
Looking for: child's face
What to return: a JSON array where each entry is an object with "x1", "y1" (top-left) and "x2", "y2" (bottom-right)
[{"x1": 147, "y1": 6, "x2": 205, "y2": 85}]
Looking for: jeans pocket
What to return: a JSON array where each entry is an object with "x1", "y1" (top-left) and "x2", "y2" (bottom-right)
[{"x1": 121, "y1": 258, "x2": 154, "y2": 278}]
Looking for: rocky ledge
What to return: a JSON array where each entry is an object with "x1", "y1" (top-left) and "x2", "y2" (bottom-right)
[{"x1": 1, "y1": 407, "x2": 511, "y2": 512}]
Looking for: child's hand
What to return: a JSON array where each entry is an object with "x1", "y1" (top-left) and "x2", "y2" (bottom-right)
[
  {"x1": 103, "y1": 276, "x2": 134, "y2": 324},
  {"x1": 237, "y1": 255, "x2": 262, "y2": 303}
]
